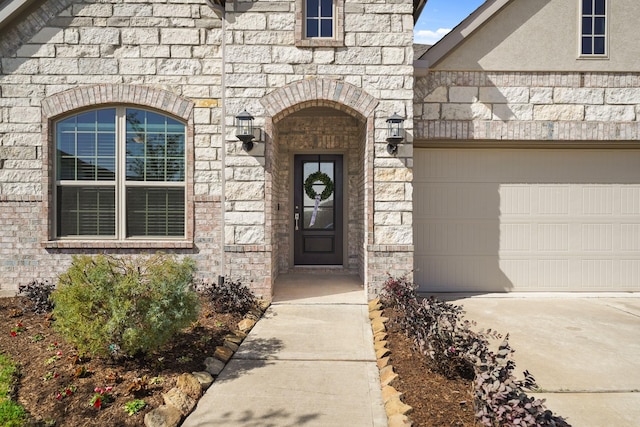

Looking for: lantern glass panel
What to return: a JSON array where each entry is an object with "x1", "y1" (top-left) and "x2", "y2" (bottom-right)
[
  {"x1": 236, "y1": 115, "x2": 253, "y2": 137},
  {"x1": 389, "y1": 121, "x2": 401, "y2": 138}
]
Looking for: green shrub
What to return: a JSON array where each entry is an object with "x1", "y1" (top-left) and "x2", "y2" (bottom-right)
[{"x1": 51, "y1": 254, "x2": 200, "y2": 357}]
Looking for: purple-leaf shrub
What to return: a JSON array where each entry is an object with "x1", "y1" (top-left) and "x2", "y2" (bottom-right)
[
  {"x1": 18, "y1": 279, "x2": 55, "y2": 314},
  {"x1": 381, "y1": 274, "x2": 571, "y2": 427}
]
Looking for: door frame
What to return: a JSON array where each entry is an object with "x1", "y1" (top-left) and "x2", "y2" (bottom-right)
[{"x1": 289, "y1": 152, "x2": 348, "y2": 267}]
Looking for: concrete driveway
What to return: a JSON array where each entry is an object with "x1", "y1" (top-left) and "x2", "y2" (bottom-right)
[{"x1": 441, "y1": 294, "x2": 640, "y2": 427}]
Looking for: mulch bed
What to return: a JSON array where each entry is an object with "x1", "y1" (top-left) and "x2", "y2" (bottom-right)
[
  {"x1": 1, "y1": 293, "x2": 481, "y2": 426},
  {"x1": 0, "y1": 295, "x2": 242, "y2": 426},
  {"x1": 384, "y1": 307, "x2": 480, "y2": 427}
]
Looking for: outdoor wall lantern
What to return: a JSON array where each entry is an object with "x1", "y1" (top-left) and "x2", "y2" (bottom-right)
[
  {"x1": 386, "y1": 113, "x2": 405, "y2": 154},
  {"x1": 235, "y1": 109, "x2": 256, "y2": 151}
]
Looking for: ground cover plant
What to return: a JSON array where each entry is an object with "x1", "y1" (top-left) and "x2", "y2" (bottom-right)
[
  {"x1": 381, "y1": 275, "x2": 572, "y2": 427},
  {"x1": 0, "y1": 353, "x2": 28, "y2": 426},
  {"x1": 0, "y1": 254, "x2": 253, "y2": 426}
]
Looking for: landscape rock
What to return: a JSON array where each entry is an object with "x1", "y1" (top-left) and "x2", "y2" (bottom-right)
[
  {"x1": 224, "y1": 334, "x2": 243, "y2": 345},
  {"x1": 369, "y1": 309, "x2": 383, "y2": 319},
  {"x1": 374, "y1": 331, "x2": 388, "y2": 341},
  {"x1": 371, "y1": 318, "x2": 387, "y2": 334},
  {"x1": 244, "y1": 312, "x2": 260, "y2": 321},
  {"x1": 374, "y1": 340, "x2": 388, "y2": 351},
  {"x1": 385, "y1": 396, "x2": 413, "y2": 416},
  {"x1": 163, "y1": 387, "x2": 196, "y2": 416},
  {"x1": 224, "y1": 339, "x2": 239, "y2": 352},
  {"x1": 257, "y1": 299, "x2": 270, "y2": 311},
  {"x1": 388, "y1": 413, "x2": 413, "y2": 427},
  {"x1": 204, "y1": 356, "x2": 226, "y2": 376},
  {"x1": 176, "y1": 373, "x2": 202, "y2": 399},
  {"x1": 191, "y1": 371, "x2": 214, "y2": 389},
  {"x1": 214, "y1": 345, "x2": 234, "y2": 362},
  {"x1": 377, "y1": 355, "x2": 390, "y2": 369},
  {"x1": 381, "y1": 385, "x2": 403, "y2": 403},
  {"x1": 379, "y1": 365, "x2": 398, "y2": 387},
  {"x1": 144, "y1": 404, "x2": 182, "y2": 427},
  {"x1": 238, "y1": 318, "x2": 256, "y2": 332},
  {"x1": 247, "y1": 307, "x2": 263, "y2": 319},
  {"x1": 376, "y1": 347, "x2": 390, "y2": 359},
  {"x1": 368, "y1": 298, "x2": 381, "y2": 311}
]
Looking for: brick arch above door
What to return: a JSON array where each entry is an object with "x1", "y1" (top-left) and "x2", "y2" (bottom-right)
[{"x1": 261, "y1": 79, "x2": 378, "y2": 122}]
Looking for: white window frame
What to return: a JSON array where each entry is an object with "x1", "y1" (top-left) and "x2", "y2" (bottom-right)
[
  {"x1": 53, "y1": 106, "x2": 187, "y2": 241},
  {"x1": 579, "y1": 0, "x2": 608, "y2": 58}
]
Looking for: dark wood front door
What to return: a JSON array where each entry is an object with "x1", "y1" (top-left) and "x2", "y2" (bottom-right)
[{"x1": 294, "y1": 155, "x2": 343, "y2": 265}]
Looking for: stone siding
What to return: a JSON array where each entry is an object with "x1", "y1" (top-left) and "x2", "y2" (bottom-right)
[
  {"x1": 224, "y1": 0, "x2": 416, "y2": 294},
  {"x1": 415, "y1": 71, "x2": 640, "y2": 142},
  {"x1": 0, "y1": 0, "x2": 416, "y2": 296},
  {"x1": 0, "y1": 0, "x2": 225, "y2": 293},
  {"x1": 366, "y1": 245, "x2": 414, "y2": 297},
  {"x1": 0, "y1": 195, "x2": 223, "y2": 293}
]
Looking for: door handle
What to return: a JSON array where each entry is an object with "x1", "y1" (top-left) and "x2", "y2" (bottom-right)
[{"x1": 294, "y1": 212, "x2": 300, "y2": 230}]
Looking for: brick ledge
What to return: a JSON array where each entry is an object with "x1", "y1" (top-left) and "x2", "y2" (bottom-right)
[
  {"x1": 42, "y1": 240, "x2": 194, "y2": 249},
  {"x1": 367, "y1": 245, "x2": 414, "y2": 252}
]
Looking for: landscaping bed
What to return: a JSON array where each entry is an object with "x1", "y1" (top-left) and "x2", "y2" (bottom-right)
[
  {"x1": 379, "y1": 275, "x2": 571, "y2": 427},
  {"x1": 0, "y1": 295, "x2": 242, "y2": 426},
  {"x1": 384, "y1": 306, "x2": 479, "y2": 426}
]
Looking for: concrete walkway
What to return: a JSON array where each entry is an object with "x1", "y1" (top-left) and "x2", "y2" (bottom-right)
[
  {"x1": 443, "y1": 294, "x2": 640, "y2": 427},
  {"x1": 182, "y1": 273, "x2": 387, "y2": 427}
]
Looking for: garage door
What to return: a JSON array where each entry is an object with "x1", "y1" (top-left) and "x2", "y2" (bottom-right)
[{"x1": 414, "y1": 148, "x2": 640, "y2": 292}]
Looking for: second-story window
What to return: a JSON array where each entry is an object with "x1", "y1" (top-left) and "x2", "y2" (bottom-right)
[
  {"x1": 580, "y1": 0, "x2": 606, "y2": 56},
  {"x1": 305, "y1": 0, "x2": 333, "y2": 38}
]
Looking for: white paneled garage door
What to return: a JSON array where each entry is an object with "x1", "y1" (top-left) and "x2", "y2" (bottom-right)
[{"x1": 414, "y1": 148, "x2": 640, "y2": 292}]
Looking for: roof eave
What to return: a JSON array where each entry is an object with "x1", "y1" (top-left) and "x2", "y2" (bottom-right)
[
  {"x1": 0, "y1": 0, "x2": 39, "y2": 30},
  {"x1": 416, "y1": 0, "x2": 513, "y2": 69},
  {"x1": 413, "y1": 0, "x2": 428, "y2": 23}
]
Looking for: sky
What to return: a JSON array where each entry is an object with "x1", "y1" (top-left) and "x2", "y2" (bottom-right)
[{"x1": 414, "y1": 0, "x2": 486, "y2": 45}]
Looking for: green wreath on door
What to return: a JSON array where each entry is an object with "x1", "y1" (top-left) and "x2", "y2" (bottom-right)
[{"x1": 304, "y1": 171, "x2": 334, "y2": 201}]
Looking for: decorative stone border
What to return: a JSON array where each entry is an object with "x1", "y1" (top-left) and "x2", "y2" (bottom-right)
[
  {"x1": 368, "y1": 298, "x2": 413, "y2": 427},
  {"x1": 144, "y1": 299, "x2": 271, "y2": 427}
]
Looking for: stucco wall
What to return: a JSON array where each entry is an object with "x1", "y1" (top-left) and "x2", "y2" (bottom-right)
[{"x1": 430, "y1": 0, "x2": 640, "y2": 72}]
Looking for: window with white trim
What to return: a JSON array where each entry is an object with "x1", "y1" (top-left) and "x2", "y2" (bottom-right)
[
  {"x1": 55, "y1": 107, "x2": 186, "y2": 239},
  {"x1": 305, "y1": 0, "x2": 334, "y2": 38},
  {"x1": 580, "y1": 0, "x2": 606, "y2": 56}
]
